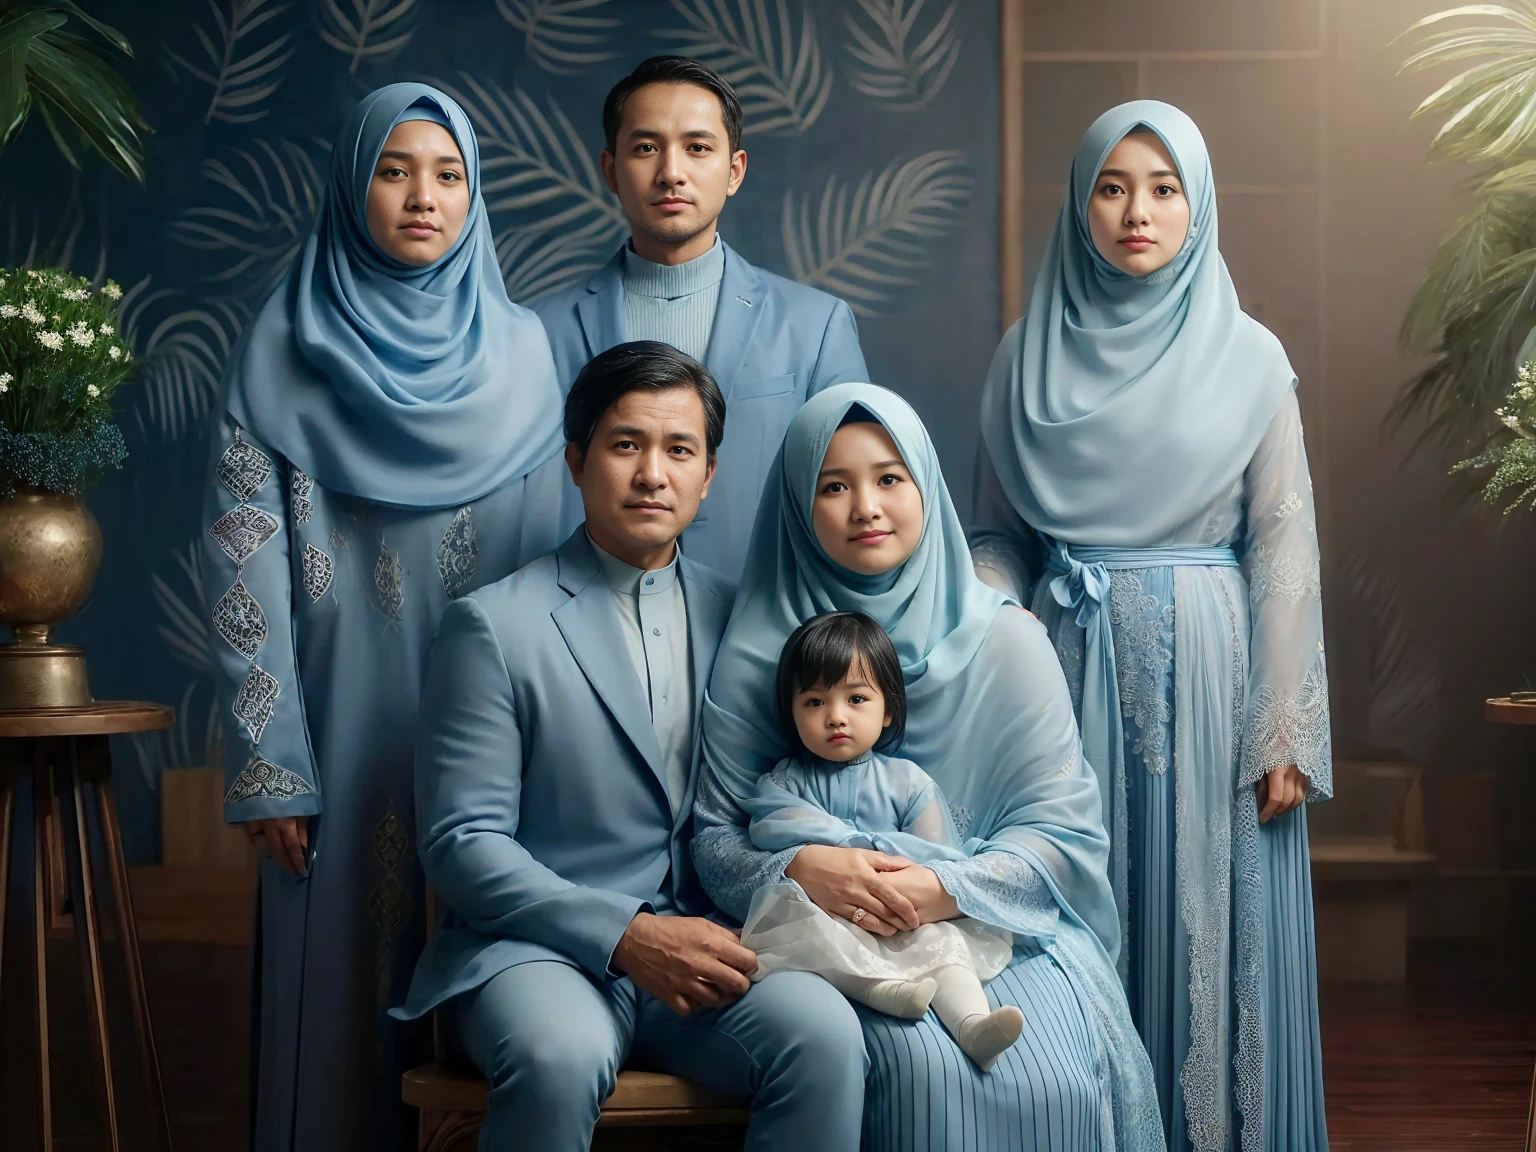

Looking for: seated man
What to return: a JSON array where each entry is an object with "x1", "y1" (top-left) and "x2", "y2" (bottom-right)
[{"x1": 394, "y1": 341, "x2": 866, "y2": 1151}]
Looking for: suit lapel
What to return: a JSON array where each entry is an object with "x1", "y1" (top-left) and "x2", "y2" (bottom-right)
[
  {"x1": 703, "y1": 243, "x2": 766, "y2": 400},
  {"x1": 553, "y1": 534, "x2": 670, "y2": 804},
  {"x1": 576, "y1": 248, "x2": 627, "y2": 359}
]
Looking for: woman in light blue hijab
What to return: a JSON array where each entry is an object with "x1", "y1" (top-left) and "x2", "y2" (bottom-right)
[
  {"x1": 972, "y1": 101, "x2": 1331, "y2": 1151},
  {"x1": 202, "y1": 83, "x2": 568, "y2": 1152},
  {"x1": 695, "y1": 383, "x2": 1165, "y2": 1151}
]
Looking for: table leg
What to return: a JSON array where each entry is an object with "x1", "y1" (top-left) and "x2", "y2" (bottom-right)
[
  {"x1": 94, "y1": 762, "x2": 173, "y2": 1151},
  {"x1": 32, "y1": 753, "x2": 53, "y2": 1152},
  {"x1": 57, "y1": 741, "x2": 120, "y2": 1152}
]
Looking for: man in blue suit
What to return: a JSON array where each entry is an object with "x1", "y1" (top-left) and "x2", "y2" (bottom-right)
[
  {"x1": 396, "y1": 342, "x2": 867, "y2": 1151},
  {"x1": 534, "y1": 55, "x2": 869, "y2": 581}
]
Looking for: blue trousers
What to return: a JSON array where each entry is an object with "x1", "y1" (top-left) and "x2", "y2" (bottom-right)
[{"x1": 458, "y1": 961, "x2": 868, "y2": 1152}]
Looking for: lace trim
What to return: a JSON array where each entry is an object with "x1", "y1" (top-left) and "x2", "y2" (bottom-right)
[
  {"x1": 1247, "y1": 542, "x2": 1321, "y2": 605},
  {"x1": 947, "y1": 801, "x2": 974, "y2": 839},
  {"x1": 291, "y1": 468, "x2": 314, "y2": 525},
  {"x1": 969, "y1": 539, "x2": 1027, "y2": 600},
  {"x1": 212, "y1": 579, "x2": 267, "y2": 660},
  {"x1": 216, "y1": 431, "x2": 272, "y2": 502},
  {"x1": 1242, "y1": 664, "x2": 1331, "y2": 790},
  {"x1": 374, "y1": 543, "x2": 404, "y2": 621},
  {"x1": 209, "y1": 504, "x2": 279, "y2": 565},
  {"x1": 1056, "y1": 744, "x2": 1079, "y2": 780},
  {"x1": 225, "y1": 753, "x2": 314, "y2": 804},
  {"x1": 1108, "y1": 570, "x2": 1174, "y2": 775},
  {"x1": 437, "y1": 506, "x2": 478, "y2": 599},
  {"x1": 302, "y1": 542, "x2": 333, "y2": 602}
]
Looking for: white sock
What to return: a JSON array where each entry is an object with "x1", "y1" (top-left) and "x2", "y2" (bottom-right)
[
  {"x1": 855, "y1": 976, "x2": 938, "y2": 1019},
  {"x1": 929, "y1": 965, "x2": 1023, "y2": 1071}
]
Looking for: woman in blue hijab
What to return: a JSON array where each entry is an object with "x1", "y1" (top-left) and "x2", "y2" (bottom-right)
[
  {"x1": 695, "y1": 382, "x2": 1165, "y2": 1150},
  {"x1": 201, "y1": 83, "x2": 567, "y2": 1152},
  {"x1": 972, "y1": 101, "x2": 1330, "y2": 1150}
]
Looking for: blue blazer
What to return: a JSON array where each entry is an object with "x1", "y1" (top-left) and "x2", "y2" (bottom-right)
[
  {"x1": 395, "y1": 529, "x2": 735, "y2": 1020},
  {"x1": 534, "y1": 242, "x2": 869, "y2": 580}
]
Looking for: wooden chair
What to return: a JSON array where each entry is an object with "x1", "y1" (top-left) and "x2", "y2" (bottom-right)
[{"x1": 403, "y1": 890, "x2": 749, "y2": 1151}]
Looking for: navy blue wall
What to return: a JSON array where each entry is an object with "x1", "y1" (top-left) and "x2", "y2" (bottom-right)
[{"x1": 1, "y1": 0, "x2": 999, "y2": 859}]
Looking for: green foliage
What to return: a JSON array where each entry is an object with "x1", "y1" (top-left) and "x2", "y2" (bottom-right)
[
  {"x1": 0, "y1": 265, "x2": 135, "y2": 493},
  {"x1": 1391, "y1": 4, "x2": 1536, "y2": 452},
  {"x1": 0, "y1": 1, "x2": 148, "y2": 183},
  {"x1": 1452, "y1": 360, "x2": 1536, "y2": 511}
]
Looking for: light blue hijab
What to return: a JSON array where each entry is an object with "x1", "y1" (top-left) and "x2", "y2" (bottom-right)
[
  {"x1": 701, "y1": 383, "x2": 1164, "y2": 1144},
  {"x1": 223, "y1": 83, "x2": 565, "y2": 509},
  {"x1": 981, "y1": 100, "x2": 1295, "y2": 545}
]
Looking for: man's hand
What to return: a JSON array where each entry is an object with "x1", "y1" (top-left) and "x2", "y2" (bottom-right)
[
  {"x1": 784, "y1": 845, "x2": 920, "y2": 935},
  {"x1": 612, "y1": 913, "x2": 758, "y2": 1016},
  {"x1": 242, "y1": 816, "x2": 310, "y2": 876}
]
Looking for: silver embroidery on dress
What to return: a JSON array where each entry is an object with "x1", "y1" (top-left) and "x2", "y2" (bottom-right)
[
  {"x1": 1108, "y1": 570, "x2": 1174, "y2": 775},
  {"x1": 1056, "y1": 744, "x2": 1079, "y2": 780},
  {"x1": 224, "y1": 753, "x2": 315, "y2": 804},
  {"x1": 217, "y1": 435, "x2": 273, "y2": 502},
  {"x1": 291, "y1": 468, "x2": 314, "y2": 525},
  {"x1": 328, "y1": 527, "x2": 349, "y2": 552},
  {"x1": 1246, "y1": 543, "x2": 1322, "y2": 606},
  {"x1": 436, "y1": 506, "x2": 478, "y2": 598},
  {"x1": 1243, "y1": 665, "x2": 1331, "y2": 788},
  {"x1": 210, "y1": 504, "x2": 280, "y2": 564},
  {"x1": 213, "y1": 580, "x2": 268, "y2": 660},
  {"x1": 374, "y1": 544, "x2": 403, "y2": 621},
  {"x1": 947, "y1": 802, "x2": 974, "y2": 839},
  {"x1": 302, "y1": 543, "x2": 333, "y2": 602},
  {"x1": 232, "y1": 664, "x2": 281, "y2": 744},
  {"x1": 1276, "y1": 492, "x2": 1303, "y2": 518}
]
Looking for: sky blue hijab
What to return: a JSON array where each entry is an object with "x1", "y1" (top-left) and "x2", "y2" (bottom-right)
[
  {"x1": 223, "y1": 83, "x2": 564, "y2": 509},
  {"x1": 980, "y1": 100, "x2": 1295, "y2": 545}
]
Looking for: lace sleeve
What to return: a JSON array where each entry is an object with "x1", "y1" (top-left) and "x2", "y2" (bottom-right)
[
  {"x1": 968, "y1": 445, "x2": 1038, "y2": 602},
  {"x1": 691, "y1": 767, "x2": 798, "y2": 922},
  {"x1": 928, "y1": 848, "x2": 1061, "y2": 943},
  {"x1": 1240, "y1": 393, "x2": 1333, "y2": 800}
]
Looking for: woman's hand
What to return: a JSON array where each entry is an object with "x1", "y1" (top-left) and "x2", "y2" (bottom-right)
[
  {"x1": 784, "y1": 845, "x2": 920, "y2": 936},
  {"x1": 243, "y1": 816, "x2": 311, "y2": 876},
  {"x1": 881, "y1": 865, "x2": 960, "y2": 925},
  {"x1": 1257, "y1": 764, "x2": 1307, "y2": 823}
]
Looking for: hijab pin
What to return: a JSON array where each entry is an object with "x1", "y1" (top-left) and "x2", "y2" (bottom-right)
[{"x1": 736, "y1": 296, "x2": 753, "y2": 307}]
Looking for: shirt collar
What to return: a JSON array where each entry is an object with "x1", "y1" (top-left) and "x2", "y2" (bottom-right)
[
  {"x1": 621, "y1": 235, "x2": 725, "y2": 301},
  {"x1": 588, "y1": 532, "x2": 681, "y2": 597}
]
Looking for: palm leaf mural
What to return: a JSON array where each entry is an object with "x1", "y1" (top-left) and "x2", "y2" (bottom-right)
[
  {"x1": 843, "y1": 0, "x2": 959, "y2": 111},
  {"x1": 316, "y1": 0, "x2": 417, "y2": 75},
  {"x1": 170, "y1": 137, "x2": 329, "y2": 300},
  {"x1": 164, "y1": 0, "x2": 295, "y2": 125},
  {"x1": 152, "y1": 540, "x2": 212, "y2": 675},
  {"x1": 780, "y1": 150, "x2": 971, "y2": 316},
  {"x1": 434, "y1": 74, "x2": 626, "y2": 249},
  {"x1": 496, "y1": 226, "x2": 607, "y2": 304},
  {"x1": 120, "y1": 278, "x2": 247, "y2": 442},
  {"x1": 494, "y1": 0, "x2": 619, "y2": 75},
  {"x1": 658, "y1": 0, "x2": 833, "y2": 136},
  {"x1": 0, "y1": 186, "x2": 85, "y2": 270},
  {"x1": 130, "y1": 681, "x2": 223, "y2": 789}
]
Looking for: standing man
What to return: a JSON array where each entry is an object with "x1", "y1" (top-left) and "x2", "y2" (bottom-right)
[
  {"x1": 535, "y1": 56, "x2": 869, "y2": 581},
  {"x1": 394, "y1": 342, "x2": 867, "y2": 1152}
]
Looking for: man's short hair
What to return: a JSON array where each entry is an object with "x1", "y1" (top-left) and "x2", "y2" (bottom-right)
[
  {"x1": 564, "y1": 341, "x2": 727, "y2": 460},
  {"x1": 602, "y1": 55, "x2": 744, "y2": 155}
]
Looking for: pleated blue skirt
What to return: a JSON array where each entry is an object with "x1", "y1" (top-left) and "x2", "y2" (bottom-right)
[{"x1": 857, "y1": 944, "x2": 1106, "y2": 1151}]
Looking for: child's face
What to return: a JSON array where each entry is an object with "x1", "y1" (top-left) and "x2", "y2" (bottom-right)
[{"x1": 793, "y1": 664, "x2": 892, "y2": 763}]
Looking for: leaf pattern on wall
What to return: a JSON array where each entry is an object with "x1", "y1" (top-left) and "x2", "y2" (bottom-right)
[
  {"x1": 120, "y1": 278, "x2": 248, "y2": 442},
  {"x1": 495, "y1": 0, "x2": 619, "y2": 74},
  {"x1": 153, "y1": 541, "x2": 213, "y2": 676},
  {"x1": 843, "y1": 0, "x2": 959, "y2": 111},
  {"x1": 435, "y1": 73, "x2": 626, "y2": 294},
  {"x1": 170, "y1": 137, "x2": 330, "y2": 300},
  {"x1": 780, "y1": 150, "x2": 971, "y2": 315},
  {"x1": 130, "y1": 681, "x2": 224, "y2": 789},
  {"x1": 164, "y1": 0, "x2": 295, "y2": 125},
  {"x1": 316, "y1": 0, "x2": 418, "y2": 74},
  {"x1": 659, "y1": 0, "x2": 833, "y2": 135},
  {"x1": 496, "y1": 226, "x2": 608, "y2": 304}
]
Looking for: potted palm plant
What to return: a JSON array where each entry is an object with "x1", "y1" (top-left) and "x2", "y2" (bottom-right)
[
  {"x1": 1390, "y1": 2, "x2": 1536, "y2": 454},
  {"x1": 0, "y1": 1, "x2": 147, "y2": 181}
]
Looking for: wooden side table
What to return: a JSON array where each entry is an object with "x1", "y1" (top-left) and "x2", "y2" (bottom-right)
[
  {"x1": 0, "y1": 701, "x2": 175, "y2": 1152},
  {"x1": 1485, "y1": 698, "x2": 1536, "y2": 1152}
]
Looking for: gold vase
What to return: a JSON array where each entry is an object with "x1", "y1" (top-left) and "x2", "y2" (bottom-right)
[{"x1": 0, "y1": 487, "x2": 103, "y2": 708}]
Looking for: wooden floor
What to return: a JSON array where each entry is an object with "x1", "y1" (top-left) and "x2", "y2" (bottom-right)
[{"x1": 0, "y1": 938, "x2": 1530, "y2": 1149}]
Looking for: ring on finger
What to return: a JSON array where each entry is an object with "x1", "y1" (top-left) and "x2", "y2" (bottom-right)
[{"x1": 852, "y1": 907, "x2": 867, "y2": 923}]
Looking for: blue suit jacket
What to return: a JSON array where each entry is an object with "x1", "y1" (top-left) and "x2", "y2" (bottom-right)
[
  {"x1": 534, "y1": 241, "x2": 869, "y2": 580},
  {"x1": 395, "y1": 529, "x2": 735, "y2": 1020}
]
